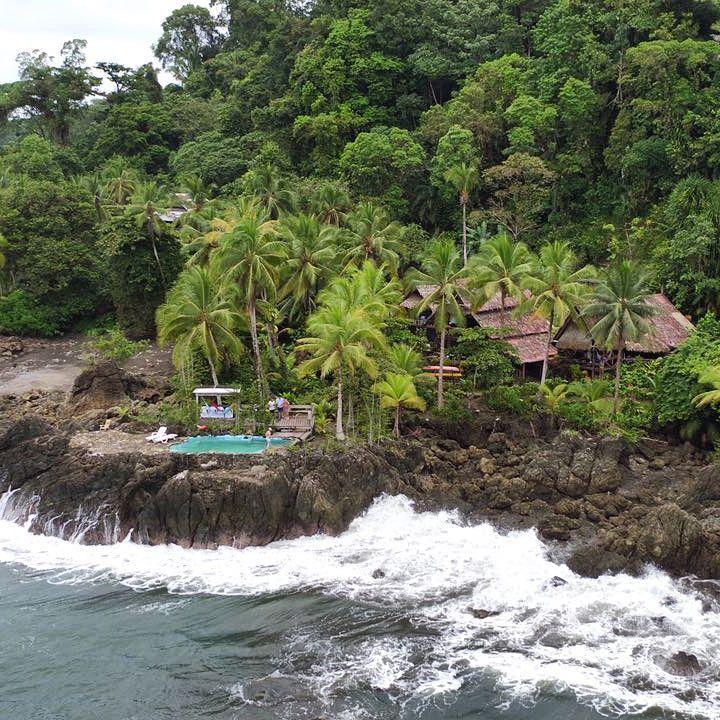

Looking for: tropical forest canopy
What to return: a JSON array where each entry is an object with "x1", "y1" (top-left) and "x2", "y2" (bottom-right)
[{"x1": 4, "y1": 0, "x2": 720, "y2": 441}]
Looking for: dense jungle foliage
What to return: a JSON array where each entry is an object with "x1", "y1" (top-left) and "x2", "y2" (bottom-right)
[{"x1": 4, "y1": 0, "x2": 720, "y2": 442}]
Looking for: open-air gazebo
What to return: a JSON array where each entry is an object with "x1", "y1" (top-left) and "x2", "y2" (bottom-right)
[{"x1": 193, "y1": 387, "x2": 241, "y2": 420}]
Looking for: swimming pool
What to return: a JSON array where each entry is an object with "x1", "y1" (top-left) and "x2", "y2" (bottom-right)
[{"x1": 169, "y1": 434, "x2": 294, "y2": 454}]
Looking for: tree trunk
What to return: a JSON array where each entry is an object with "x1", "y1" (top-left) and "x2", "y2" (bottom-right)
[
  {"x1": 394, "y1": 406, "x2": 401, "y2": 438},
  {"x1": 462, "y1": 202, "x2": 468, "y2": 264},
  {"x1": 540, "y1": 307, "x2": 555, "y2": 385},
  {"x1": 438, "y1": 327, "x2": 446, "y2": 408},
  {"x1": 347, "y1": 385, "x2": 355, "y2": 434},
  {"x1": 500, "y1": 289, "x2": 507, "y2": 325},
  {"x1": 613, "y1": 344, "x2": 624, "y2": 415},
  {"x1": 336, "y1": 367, "x2": 345, "y2": 440},
  {"x1": 147, "y1": 221, "x2": 166, "y2": 287},
  {"x1": 248, "y1": 296, "x2": 267, "y2": 399},
  {"x1": 208, "y1": 357, "x2": 219, "y2": 388}
]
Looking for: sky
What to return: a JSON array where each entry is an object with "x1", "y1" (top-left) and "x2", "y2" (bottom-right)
[{"x1": 0, "y1": 0, "x2": 214, "y2": 85}]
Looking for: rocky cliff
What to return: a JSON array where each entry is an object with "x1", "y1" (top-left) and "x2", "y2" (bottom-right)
[{"x1": 1, "y1": 414, "x2": 719, "y2": 581}]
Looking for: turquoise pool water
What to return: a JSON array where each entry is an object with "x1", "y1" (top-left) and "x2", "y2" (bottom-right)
[{"x1": 170, "y1": 434, "x2": 294, "y2": 454}]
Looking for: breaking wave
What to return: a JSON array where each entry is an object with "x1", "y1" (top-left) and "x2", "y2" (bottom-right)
[{"x1": 1, "y1": 489, "x2": 719, "y2": 718}]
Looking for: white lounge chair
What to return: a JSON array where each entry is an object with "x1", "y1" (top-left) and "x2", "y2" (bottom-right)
[{"x1": 146, "y1": 426, "x2": 178, "y2": 444}]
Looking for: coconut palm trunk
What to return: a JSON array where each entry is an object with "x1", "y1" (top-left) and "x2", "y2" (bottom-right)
[
  {"x1": 438, "y1": 327, "x2": 446, "y2": 408},
  {"x1": 208, "y1": 358, "x2": 220, "y2": 387},
  {"x1": 248, "y1": 296, "x2": 267, "y2": 398},
  {"x1": 500, "y1": 288, "x2": 508, "y2": 325},
  {"x1": 336, "y1": 367, "x2": 345, "y2": 440},
  {"x1": 541, "y1": 307, "x2": 555, "y2": 385},
  {"x1": 613, "y1": 343, "x2": 624, "y2": 415},
  {"x1": 394, "y1": 406, "x2": 401, "y2": 438},
  {"x1": 461, "y1": 201, "x2": 468, "y2": 264},
  {"x1": 147, "y1": 219, "x2": 167, "y2": 287}
]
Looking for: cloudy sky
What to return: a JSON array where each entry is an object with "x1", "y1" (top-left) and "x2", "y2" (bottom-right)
[{"x1": 0, "y1": 0, "x2": 213, "y2": 84}]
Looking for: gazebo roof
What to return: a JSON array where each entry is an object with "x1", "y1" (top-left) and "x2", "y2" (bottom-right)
[{"x1": 192, "y1": 387, "x2": 242, "y2": 397}]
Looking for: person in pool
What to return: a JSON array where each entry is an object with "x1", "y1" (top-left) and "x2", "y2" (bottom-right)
[{"x1": 265, "y1": 428, "x2": 273, "y2": 447}]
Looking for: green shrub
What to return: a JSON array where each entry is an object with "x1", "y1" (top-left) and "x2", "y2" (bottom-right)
[
  {"x1": 486, "y1": 382, "x2": 542, "y2": 417},
  {"x1": 655, "y1": 314, "x2": 720, "y2": 442},
  {"x1": 0, "y1": 290, "x2": 60, "y2": 336},
  {"x1": 87, "y1": 326, "x2": 150, "y2": 360},
  {"x1": 452, "y1": 327, "x2": 517, "y2": 389}
]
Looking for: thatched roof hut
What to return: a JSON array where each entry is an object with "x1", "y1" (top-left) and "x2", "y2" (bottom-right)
[{"x1": 554, "y1": 294, "x2": 694, "y2": 354}]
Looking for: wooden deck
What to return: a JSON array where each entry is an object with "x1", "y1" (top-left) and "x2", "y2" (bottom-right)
[{"x1": 272, "y1": 404, "x2": 315, "y2": 441}]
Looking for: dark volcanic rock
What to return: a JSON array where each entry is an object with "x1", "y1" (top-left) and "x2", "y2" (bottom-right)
[
  {"x1": 70, "y1": 361, "x2": 130, "y2": 412},
  {"x1": 468, "y1": 608, "x2": 501, "y2": 619},
  {"x1": 663, "y1": 651, "x2": 703, "y2": 677},
  {"x1": 3, "y1": 415, "x2": 720, "y2": 581},
  {"x1": 567, "y1": 544, "x2": 640, "y2": 578}
]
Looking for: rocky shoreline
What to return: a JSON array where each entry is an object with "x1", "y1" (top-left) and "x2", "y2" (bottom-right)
[{"x1": 2, "y1": 404, "x2": 720, "y2": 581}]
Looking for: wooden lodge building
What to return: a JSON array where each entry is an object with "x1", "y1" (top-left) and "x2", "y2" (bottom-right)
[
  {"x1": 402, "y1": 288, "x2": 694, "y2": 377},
  {"x1": 402, "y1": 285, "x2": 556, "y2": 376},
  {"x1": 554, "y1": 293, "x2": 695, "y2": 367}
]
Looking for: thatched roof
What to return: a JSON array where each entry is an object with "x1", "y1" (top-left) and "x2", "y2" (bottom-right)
[
  {"x1": 554, "y1": 293, "x2": 694, "y2": 354},
  {"x1": 402, "y1": 286, "x2": 552, "y2": 364}
]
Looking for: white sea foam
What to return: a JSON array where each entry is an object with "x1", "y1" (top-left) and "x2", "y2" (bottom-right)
[{"x1": 1, "y1": 491, "x2": 719, "y2": 717}]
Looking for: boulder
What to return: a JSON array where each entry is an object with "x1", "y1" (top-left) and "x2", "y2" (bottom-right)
[
  {"x1": 567, "y1": 543, "x2": 636, "y2": 578},
  {"x1": 70, "y1": 362, "x2": 129, "y2": 412},
  {"x1": 468, "y1": 608, "x2": 501, "y2": 619},
  {"x1": 663, "y1": 651, "x2": 702, "y2": 677},
  {"x1": 632, "y1": 504, "x2": 703, "y2": 573}
]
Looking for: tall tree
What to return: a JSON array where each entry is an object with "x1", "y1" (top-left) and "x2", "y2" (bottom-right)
[
  {"x1": 157, "y1": 265, "x2": 243, "y2": 386},
  {"x1": 279, "y1": 213, "x2": 338, "y2": 317},
  {"x1": 310, "y1": 182, "x2": 352, "y2": 226},
  {"x1": 244, "y1": 165, "x2": 296, "y2": 219},
  {"x1": 154, "y1": 4, "x2": 223, "y2": 81},
  {"x1": 524, "y1": 241, "x2": 595, "y2": 384},
  {"x1": 1, "y1": 40, "x2": 100, "y2": 144},
  {"x1": 297, "y1": 304, "x2": 384, "y2": 440},
  {"x1": 344, "y1": 203, "x2": 402, "y2": 272},
  {"x1": 409, "y1": 239, "x2": 471, "y2": 408},
  {"x1": 583, "y1": 261, "x2": 657, "y2": 414},
  {"x1": 125, "y1": 181, "x2": 172, "y2": 286},
  {"x1": 470, "y1": 233, "x2": 532, "y2": 322},
  {"x1": 216, "y1": 214, "x2": 285, "y2": 397},
  {"x1": 444, "y1": 162, "x2": 479, "y2": 264}
]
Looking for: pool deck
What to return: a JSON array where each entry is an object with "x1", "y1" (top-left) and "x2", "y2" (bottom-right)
[
  {"x1": 69, "y1": 430, "x2": 304, "y2": 457},
  {"x1": 70, "y1": 430, "x2": 183, "y2": 456}
]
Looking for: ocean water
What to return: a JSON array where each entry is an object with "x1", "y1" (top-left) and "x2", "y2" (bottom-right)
[{"x1": 0, "y1": 493, "x2": 718, "y2": 719}]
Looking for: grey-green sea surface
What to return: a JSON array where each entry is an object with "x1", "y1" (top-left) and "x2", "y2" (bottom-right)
[{"x1": 0, "y1": 493, "x2": 717, "y2": 720}]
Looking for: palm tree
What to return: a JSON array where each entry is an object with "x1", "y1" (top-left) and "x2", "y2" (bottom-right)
[
  {"x1": 344, "y1": 203, "x2": 402, "y2": 272},
  {"x1": 375, "y1": 373, "x2": 426, "y2": 438},
  {"x1": 388, "y1": 343, "x2": 424, "y2": 378},
  {"x1": 245, "y1": 164, "x2": 296, "y2": 219},
  {"x1": 310, "y1": 182, "x2": 352, "y2": 226},
  {"x1": 279, "y1": 213, "x2": 339, "y2": 316},
  {"x1": 539, "y1": 382, "x2": 569, "y2": 426},
  {"x1": 470, "y1": 233, "x2": 532, "y2": 323},
  {"x1": 126, "y1": 181, "x2": 173, "y2": 285},
  {"x1": 216, "y1": 214, "x2": 285, "y2": 397},
  {"x1": 523, "y1": 241, "x2": 595, "y2": 384},
  {"x1": 103, "y1": 157, "x2": 138, "y2": 206},
  {"x1": 346, "y1": 261, "x2": 402, "y2": 318},
  {"x1": 180, "y1": 173, "x2": 215, "y2": 212},
  {"x1": 71, "y1": 173, "x2": 108, "y2": 222},
  {"x1": 409, "y1": 239, "x2": 472, "y2": 408},
  {"x1": 583, "y1": 260, "x2": 657, "y2": 414},
  {"x1": 157, "y1": 266, "x2": 244, "y2": 387},
  {"x1": 693, "y1": 367, "x2": 720, "y2": 408},
  {"x1": 297, "y1": 304, "x2": 385, "y2": 440},
  {"x1": 444, "y1": 162, "x2": 479, "y2": 264}
]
